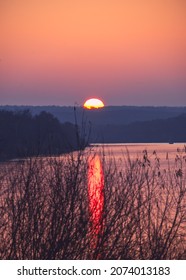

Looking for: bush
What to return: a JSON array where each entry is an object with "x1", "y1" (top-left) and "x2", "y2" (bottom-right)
[{"x1": 0, "y1": 147, "x2": 186, "y2": 259}]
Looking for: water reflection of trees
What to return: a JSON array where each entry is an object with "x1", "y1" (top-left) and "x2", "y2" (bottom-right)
[{"x1": 0, "y1": 148, "x2": 186, "y2": 259}]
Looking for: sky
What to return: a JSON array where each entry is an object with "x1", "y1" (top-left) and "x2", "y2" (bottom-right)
[{"x1": 1, "y1": 0, "x2": 186, "y2": 106}]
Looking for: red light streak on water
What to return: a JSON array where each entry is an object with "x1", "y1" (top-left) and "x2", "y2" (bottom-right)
[{"x1": 88, "y1": 155, "x2": 104, "y2": 235}]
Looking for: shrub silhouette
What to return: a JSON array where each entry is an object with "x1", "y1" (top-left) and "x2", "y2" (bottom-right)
[{"x1": 0, "y1": 147, "x2": 186, "y2": 259}]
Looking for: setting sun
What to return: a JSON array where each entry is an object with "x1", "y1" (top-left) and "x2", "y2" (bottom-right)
[{"x1": 83, "y1": 98, "x2": 105, "y2": 109}]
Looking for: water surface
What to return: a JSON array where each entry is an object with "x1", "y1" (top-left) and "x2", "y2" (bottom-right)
[{"x1": 89, "y1": 143, "x2": 186, "y2": 169}]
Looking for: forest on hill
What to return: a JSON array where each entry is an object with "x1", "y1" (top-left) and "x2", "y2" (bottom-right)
[
  {"x1": 1, "y1": 105, "x2": 186, "y2": 125},
  {"x1": 0, "y1": 110, "x2": 85, "y2": 161},
  {"x1": 93, "y1": 113, "x2": 186, "y2": 143},
  {"x1": 0, "y1": 107, "x2": 186, "y2": 149}
]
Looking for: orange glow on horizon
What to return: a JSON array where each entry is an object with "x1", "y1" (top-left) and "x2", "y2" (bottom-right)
[
  {"x1": 1, "y1": 1, "x2": 186, "y2": 105},
  {"x1": 88, "y1": 155, "x2": 104, "y2": 234},
  {"x1": 84, "y1": 98, "x2": 104, "y2": 109}
]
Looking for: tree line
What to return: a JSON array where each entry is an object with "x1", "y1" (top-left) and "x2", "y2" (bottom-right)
[
  {"x1": 0, "y1": 110, "x2": 85, "y2": 161},
  {"x1": 94, "y1": 113, "x2": 186, "y2": 143}
]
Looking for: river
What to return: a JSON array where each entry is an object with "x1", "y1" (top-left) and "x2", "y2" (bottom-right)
[
  {"x1": 89, "y1": 142, "x2": 186, "y2": 169},
  {"x1": 1, "y1": 142, "x2": 186, "y2": 259}
]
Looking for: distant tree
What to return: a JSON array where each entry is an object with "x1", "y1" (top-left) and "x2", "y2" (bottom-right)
[{"x1": 0, "y1": 110, "x2": 87, "y2": 161}]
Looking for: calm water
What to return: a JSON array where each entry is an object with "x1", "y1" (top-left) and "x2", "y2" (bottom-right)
[
  {"x1": 1, "y1": 143, "x2": 186, "y2": 259},
  {"x1": 87, "y1": 143, "x2": 186, "y2": 242},
  {"x1": 89, "y1": 143, "x2": 186, "y2": 169}
]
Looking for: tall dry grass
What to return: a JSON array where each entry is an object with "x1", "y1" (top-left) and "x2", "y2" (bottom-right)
[{"x1": 0, "y1": 147, "x2": 186, "y2": 259}]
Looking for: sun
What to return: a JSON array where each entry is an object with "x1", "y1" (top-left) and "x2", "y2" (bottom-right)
[{"x1": 83, "y1": 98, "x2": 105, "y2": 109}]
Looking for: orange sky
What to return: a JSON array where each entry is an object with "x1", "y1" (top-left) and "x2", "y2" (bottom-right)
[{"x1": 1, "y1": 0, "x2": 186, "y2": 105}]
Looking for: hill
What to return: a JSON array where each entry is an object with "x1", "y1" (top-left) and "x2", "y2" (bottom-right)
[
  {"x1": 93, "y1": 113, "x2": 186, "y2": 143},
  {"x1": 1, "y1": 106, "x2": 186, "y2": 144},
  {"x1": 1, "y1": 105, "x2": 186, "y2": 125}
]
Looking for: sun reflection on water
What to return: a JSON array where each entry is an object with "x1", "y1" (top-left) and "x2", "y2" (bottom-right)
[{"x1": 88, "y1": 155, "x2": 104, "y2": 235}]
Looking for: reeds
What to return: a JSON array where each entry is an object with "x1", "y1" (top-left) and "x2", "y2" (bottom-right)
[{"x1": 0, "y1": 147, "x2": 186, "y2": 259}]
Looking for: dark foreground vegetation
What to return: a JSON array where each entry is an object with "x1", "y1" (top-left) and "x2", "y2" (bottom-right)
[
  {"x1": 0, "y1": 110, "x2": 86, "y2": 161},
  {"x1": 0, "y1": 147, "x2": 186, "y2": 259}
]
